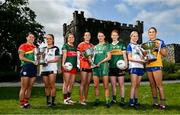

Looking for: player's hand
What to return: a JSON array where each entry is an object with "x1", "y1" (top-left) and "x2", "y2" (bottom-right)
[
  {"x1": 77, "y1": 64, "x2": 80, "y2": 69},
  {"x1": 33, "y1": 60, "x2": 38, "y2": 65},
  {"x1": 155, "y1": 41, "x2": 161, "y2": 48}
]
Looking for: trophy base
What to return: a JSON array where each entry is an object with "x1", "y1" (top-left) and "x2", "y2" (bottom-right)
[
  {"x1": 39, "y1": 62, "x2": 47, "y2": 66},
  {"x1": 91, "y1": 64, "x2": 97, "y2": 69}
]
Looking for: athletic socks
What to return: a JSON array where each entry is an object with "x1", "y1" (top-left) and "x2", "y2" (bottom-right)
[
  {"x1": 129, "y1": 98, "x2": 134, "y2": 106},
  {"x1": 153, "y1": 97, "x2": 158, "y2": 104},
  {"x1": 106, "y1": 97, "x2": 110, "y2": 104},
  {"x1": 134, "y1": 98, "x2": 138, "y2": 105},
  {"x1": 63, "y1": 93, "x2": 68, "y2": 100},
  {"x1": 67, "y1": 92, "x2": 71, "y2": 98},
  {"x1": 112, "y1": 95, "x2": 116, "y2": 101},
  {"x1": 160, "y1": 99, "x2": 166, "y2": 106},
  {"x1": 46, "y1": 96, "x2": 50, "y2": 104}
]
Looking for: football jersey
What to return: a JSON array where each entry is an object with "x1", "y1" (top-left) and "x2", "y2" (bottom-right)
[
  {"x1": 146, "y1": 39, "x2": 166, "y2": 67},
  {"x1": 62, "y1": 43, "x2": 77, "y2": 68},
  {"x1": 127, "y1": 43, "x2": 144, "y2": 69},
  {"x1": 109, "y1": 41, "x2": 126, "y2": 68},
  {"x1": 77, "y1": 42, "x2": 94, "y2": 69},
  {"x1": 42, "y1": 46, "x2": 60, "y2": 72},
  {"x1": 18, "y1": 43, "x2": 36, "y2": 66},
  {"x1": 93, "y1": 43, "x2": 110, "y2": 66}
]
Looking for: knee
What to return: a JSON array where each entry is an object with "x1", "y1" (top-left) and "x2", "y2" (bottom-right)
[{"x1": 157, "y1": 84, "x2": 163, "y2": 90}]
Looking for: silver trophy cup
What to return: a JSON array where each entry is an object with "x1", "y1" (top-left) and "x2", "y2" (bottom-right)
[
  {"x1": 140, "y1": 41, "x2": 157, "y2": 62},
  {"x1": 82, "y1": 47, "x2": 96, "y2": 68},
  {"x1": 34, "y1": 47, "x2": 47, "y2": 76}
]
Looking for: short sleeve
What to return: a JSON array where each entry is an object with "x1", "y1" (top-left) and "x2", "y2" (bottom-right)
[
  {"x1": 55, "y1": 47, "x2": 60, "y2": 56},
  {"x1": 18, "y1": 44, "x2": 25, "y2": 53},
  {"x1": 77, "y1": 43, "x2": 82, "y2": 52},
  {"x1": 62, "y1": 44, "x2": 67, "y2": 51},
  {"x1": 160, "y1": 40, "x2": 166, "y2": 48},
  {"x1": 106, "y1": 43, "x2": 111, "y2": 53},
  {"x1": 127, "y1": 44, "x2": 132, "y2": 54},
  {"x1": 122, "y1": 43, "x2": 126, "y2": 51}
]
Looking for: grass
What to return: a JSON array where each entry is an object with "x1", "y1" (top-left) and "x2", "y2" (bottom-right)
[{"x1": 0, "y1": 83, "x2": 180, "y2": 114}]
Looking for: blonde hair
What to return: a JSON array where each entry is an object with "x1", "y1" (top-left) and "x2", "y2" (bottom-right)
[{"x1": 130, "y1": 31, "x2": 138, "y2": 38}]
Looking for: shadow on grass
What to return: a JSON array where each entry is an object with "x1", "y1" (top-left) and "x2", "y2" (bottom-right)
[{"x1": 32, "y1": 101, "x2": 97, "y2": 110}]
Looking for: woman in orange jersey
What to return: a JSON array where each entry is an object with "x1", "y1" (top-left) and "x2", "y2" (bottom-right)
[
  {"x1": 77, "y1": 32, "x2": 93, "y2": 105},
  {"x1": 146, "y1": 27, "x2": 167, "y2": 109}
]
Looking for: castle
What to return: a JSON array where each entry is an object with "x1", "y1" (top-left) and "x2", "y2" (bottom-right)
[
  {"x1": 63, "y1": 11, "x2": 180, "y2": 63},
  {"x1": 63, "y1": 11, "x2": 143, "y2": 46}
]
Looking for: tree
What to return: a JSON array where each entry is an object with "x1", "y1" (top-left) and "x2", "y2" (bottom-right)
[{"x1": 0, "y1": 0, "x2": 45, "y2": 72}]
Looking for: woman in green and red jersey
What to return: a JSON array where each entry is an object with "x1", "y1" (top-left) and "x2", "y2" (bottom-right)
[
  {"x1": 18, "y1": 32, "x2": 38, "y2": 108},
  {"x1": 77, "y1": 32, "x2": 93, "y2": 105},
  {"x1": 62, "y1": 33, "x2": 77, "y2": 105}
]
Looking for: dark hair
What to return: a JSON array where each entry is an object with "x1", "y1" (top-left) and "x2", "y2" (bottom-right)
[
  {"x1": 47, "y1": 34, "x2": 54, "y2": 40},
  {"x1": 97, "y1": 31, "x2": 105, "y2": 36},
  {"x1": 47, "y1": 34, "x2": 55, "y2": 45},
  {"x1": 26, "y1": 32, "x2": 34, "y2": 37},
  {"x1": 148, "y1": 27, "x2": 157, "y2": 33}
]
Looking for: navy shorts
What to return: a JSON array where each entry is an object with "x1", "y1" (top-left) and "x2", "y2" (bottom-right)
[
  {"x1": 81, "y1": 68, "x2": 92, "y2": 72},
  {"x1": 146, "y1": 67, "x2": 162, "y2": 72},
  {"x1": 129, "y1": 68, "x2": 145, "y2": 76},
  {"x1": 109, "y1": 68, "x2": 126, "y2": 77},
  {"x1": 20, "y1": 63, "x2": 37, "y2": 77},
  {"x1": 41, "y1": 71, "x2": 57, "y2": 76}
]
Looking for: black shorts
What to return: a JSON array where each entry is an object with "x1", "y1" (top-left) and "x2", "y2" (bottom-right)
[
  {"x1": 41, "y1": 71, "x2": 57, "y2": 76},
  {"x1": 81, "y1": 68, "x2": 92, "y2": 72},
  {"x1": 109, "y1": 68, "x2": 126, "y2": 77},
  {"x1": 20, "y1": 63, "x2": 37, "y2": 77}
]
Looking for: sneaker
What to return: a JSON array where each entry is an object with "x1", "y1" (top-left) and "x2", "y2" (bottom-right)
[
  {"x1": 120, "y1": 101, "x2": 125, "y2": 106},
  {"x1": 64, "y1": 99, "x2": 73, "y2": 105},
  {"x1": 105, "y1": 103, "x2": 111, "y2": 108},
  {"x1": 79, "y1": 101, "x2": 87, "y2": 105},
  {"x1": 110, "y1": 100, "x2": 116, "y2": 105},
  {"x1": 94, "y1": 101, "x2": 100, "y2": 106},
  {"x1": 134, "y1": 103, "x2": 140, "y2": 106},
  {"x1": 152, "y1": 103, "x2": 159, "y2": 108},
  {"x1": 22, "y1": 103, "x2": 30, "y2": 109},
  {"x1": 51, "y1": 103, "x2": 56, "y2": 107},
  {"x1": 67, "y1": 98, "x2": 75, "y2": 104},
  {"x1": 129, "y1": 103, "x2": 134, "y2": 107},
  {"x1": 47, "y1": 102, "x2": 51, "y2": 107},
  {"x1": 159, "y1": 105, "x2": 166, "y2": 110}
]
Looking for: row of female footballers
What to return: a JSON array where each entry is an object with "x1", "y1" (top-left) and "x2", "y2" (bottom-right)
[{"x1": 18, "y1": 27, "x2": 167, "y2": 109}]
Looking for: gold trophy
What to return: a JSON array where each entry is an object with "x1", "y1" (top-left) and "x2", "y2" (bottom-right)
[{"x1": 82, "y1": 47, "x2": 96, "y2": 68}]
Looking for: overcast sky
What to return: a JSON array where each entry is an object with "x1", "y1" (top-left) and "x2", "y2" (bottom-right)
[{"x1": 29, "y1": 0, "x2": 180, "y2": 49}]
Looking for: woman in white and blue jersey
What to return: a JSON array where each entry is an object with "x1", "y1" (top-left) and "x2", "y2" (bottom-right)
[{"x1": 127, "y1": 31, "x2": 145, "y2": 107}]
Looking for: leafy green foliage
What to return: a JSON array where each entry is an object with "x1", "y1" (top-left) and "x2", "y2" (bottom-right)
[{"x1": 0, "y1": 0, "x2": 44, "y2": 71}]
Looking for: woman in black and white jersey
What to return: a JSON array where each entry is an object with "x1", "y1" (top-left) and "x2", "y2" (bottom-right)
[{"x1": 41, "y1": 34, "x2": 60, "y2": 107}]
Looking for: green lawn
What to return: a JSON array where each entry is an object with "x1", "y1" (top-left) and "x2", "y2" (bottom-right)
[{"x1": 0, "y1": 83, "x2": 180, "y2": 114}]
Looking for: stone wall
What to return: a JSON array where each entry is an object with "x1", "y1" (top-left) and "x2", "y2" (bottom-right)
[{"x1": 63, "y1": 11, "x2": 143, "y2": 46}]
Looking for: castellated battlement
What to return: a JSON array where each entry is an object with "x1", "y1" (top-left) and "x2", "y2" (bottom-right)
[{"x1": 63, "y1": 11, "x2": 144, "y2": 46}]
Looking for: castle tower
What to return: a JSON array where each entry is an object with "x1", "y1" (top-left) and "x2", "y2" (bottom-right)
[{"x1": 63, "y1": 10, "x2": 144, "y2": 46}]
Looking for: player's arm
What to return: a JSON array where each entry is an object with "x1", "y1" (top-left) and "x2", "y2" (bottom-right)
[
  {"x1": 127, "y1": 52, "x2": 145, "y2": 63},
  {"x1": 156, "y1": 40, "x2": 167, "y2": 57},
  {"x1": 62, "y1": 50, "x2": 67, "y2": 67},
  {"x1": 122, "y1": 50, "x2": 128, "y2": 68},
  {"x1": 77, "y1": 51, "x2": 81, "y2": 69},
  {"x1": 97, "y1": 51, "x2": 111, "y2": 66},
  {"x1": 19, "y1": 51, "x2": 37, "y2": 65}
]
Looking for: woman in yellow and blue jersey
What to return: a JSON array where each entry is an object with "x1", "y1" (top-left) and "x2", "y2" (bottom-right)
[{"x1": 146, "y1": 27, "x2": 167, "y2": 110}]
